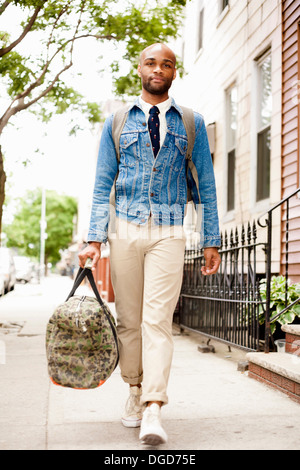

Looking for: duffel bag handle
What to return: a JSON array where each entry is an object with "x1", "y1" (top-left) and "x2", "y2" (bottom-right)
[{"x1": 66, "y1": 260, "x2": 104, "y2": 307}]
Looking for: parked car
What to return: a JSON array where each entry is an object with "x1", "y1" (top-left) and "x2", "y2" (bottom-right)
[
  {"x1": 14, "y1": 256, "x2": 33, "y2": 283},
  {"x1": 0, "y1": 248, "x2": 16, "y2": 294}
]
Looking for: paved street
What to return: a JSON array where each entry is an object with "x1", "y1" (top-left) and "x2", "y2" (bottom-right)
[{"x1": 0, "y1": 275, "x2": 300, "y2": 451}]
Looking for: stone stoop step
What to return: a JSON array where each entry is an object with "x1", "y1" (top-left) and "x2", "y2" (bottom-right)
[
  {"x1": 246, "y1": 325, "x2": 300, "y2": 404},
  {"x1": 282, "y1": 324, "x2": 300, "y2": 355}
]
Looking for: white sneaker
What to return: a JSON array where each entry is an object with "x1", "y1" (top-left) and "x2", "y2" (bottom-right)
[
  {"x1": 139, "y1": 403, "x2": 168, "y2": 446},
  {"x1": 121, "y1": 386, "x2": 144, "y2": 428}
]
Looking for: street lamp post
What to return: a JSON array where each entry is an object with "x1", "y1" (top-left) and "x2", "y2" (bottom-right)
[{"x1": 40, "y1": 186, "x2": 46, "y2": 279}]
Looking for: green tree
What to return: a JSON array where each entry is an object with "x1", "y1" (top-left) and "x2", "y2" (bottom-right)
[
  {"x1": 4, "y1": 188, "x2": 77, "y2": 267},
  {"x1": 0, "y1": 0, "x2": 186, "y2": 238}
]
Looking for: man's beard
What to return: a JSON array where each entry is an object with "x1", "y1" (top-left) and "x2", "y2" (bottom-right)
[{"x1": 142, "y1": 76, "x2": 172, "y2": 95}]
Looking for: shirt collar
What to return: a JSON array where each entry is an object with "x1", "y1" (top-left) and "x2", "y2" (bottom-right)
[
  {"x1": 139, "y1": 96, "x2": 172, "y2": 115},
  {"x1": 130, "y1": 96, "x2": 182, "y2": 116}
]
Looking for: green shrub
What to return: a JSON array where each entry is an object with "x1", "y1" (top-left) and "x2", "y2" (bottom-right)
[{"x1": 259, "y1": 275, "x2": 300, "y2": 334}]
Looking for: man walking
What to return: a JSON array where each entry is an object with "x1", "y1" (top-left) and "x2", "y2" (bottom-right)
[{"x1": 79, "y1": 43, "x2": 221, "y2": 446}]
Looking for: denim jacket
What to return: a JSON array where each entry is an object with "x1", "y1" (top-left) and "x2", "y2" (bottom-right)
[{"x1": 87, "y1": 98, "x2": 221, "y2": 247}]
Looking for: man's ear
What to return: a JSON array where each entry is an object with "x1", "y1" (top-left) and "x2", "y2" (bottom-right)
[
  {"x1": 173, "y1": 68, "x2": 177, "y2": 81},
  {"x1": 137, "y1": 64, "x2": 142, "y2": 77}
]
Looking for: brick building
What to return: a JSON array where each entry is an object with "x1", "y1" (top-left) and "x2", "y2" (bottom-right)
[{"x1": 173, "y1": 0, "x2": 300, "y2": 281}]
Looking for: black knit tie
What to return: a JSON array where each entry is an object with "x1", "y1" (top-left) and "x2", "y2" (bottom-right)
[{"x1": 148, "y1": 106, "x2": 160, "y2": 157}]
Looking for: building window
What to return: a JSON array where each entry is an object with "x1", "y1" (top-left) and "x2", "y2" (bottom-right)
[
  {"x1": 198, "y1": 8, "x2": 204, "y2": 52},
  {"x1": 226, "y1": 84, "x2": 237, "y2": 212},
  {"x1": 256, "y1": 52, "x2": 272, "y2": 202}
]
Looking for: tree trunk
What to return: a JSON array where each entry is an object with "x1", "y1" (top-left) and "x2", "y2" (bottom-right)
[{"x1": 0, "y1": 146, "x2": 6, "y2": 244}]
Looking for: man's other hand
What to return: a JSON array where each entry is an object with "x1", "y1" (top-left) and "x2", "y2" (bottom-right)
[{"x1": 201, "y1": 247, "x2": 221, "y2": 276}]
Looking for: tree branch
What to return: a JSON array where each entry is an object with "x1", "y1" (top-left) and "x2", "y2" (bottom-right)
[
  {"x1": 16, "y1": 4, "x2": 87, "y2": 112},
  {"x1": 0, "y1": 15, "x2": 118, "y2": 135},
  {"x1": 22, "y1": 62, "x2": 74, "y2": 111},
  {"x1": 0, "y1": 5, "x2": 42, "y2": 57},
  {"x1": 0, "y1": 61, "x2": 73, "y2": 135},
  {"x1": 0, "y1": 0, "x2": 13, "y2": 16},
  {"x1": 46, "y1": 0, "x2": 73, "y2": 60},
  {"x1": 13, "y1": 30, "x2": 118, "y2": 105},
  {"x1": 9, "y1": 2, "x2": 84, "y2": 104}
]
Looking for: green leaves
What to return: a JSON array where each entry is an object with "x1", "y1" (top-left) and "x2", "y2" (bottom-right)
[
  {"x1": 4, "y1": 188, "x2": 77, "y2": 265},
  {"x1": 0, "y1": 51, "x2": 34, "y2": 95},
  {"x1": 259, "y1": 275, "x2": 300, "y2": 333}
]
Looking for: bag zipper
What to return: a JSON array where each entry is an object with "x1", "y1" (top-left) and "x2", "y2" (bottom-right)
[{"x1": 75, "y1": 296, "x2": 87, "y2": 332}]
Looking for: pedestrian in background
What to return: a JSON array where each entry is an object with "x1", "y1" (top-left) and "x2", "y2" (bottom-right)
[{"x1": 79, "y1": 43, "x2": 221, "y2": 446}]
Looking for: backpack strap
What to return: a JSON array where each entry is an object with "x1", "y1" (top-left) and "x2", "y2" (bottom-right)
[
  {"x1": 110, "y1": 105, "x2": 130, "y2": 207},
  {"x1": 112, "y1": 104, "x2": 131, "y2": 163},
  {"x1": 180, "y1": 106, "x2": 201, "y2": 203},
  {"x1": 180, "y1": 106, "x2": 195, "y2": 161}
]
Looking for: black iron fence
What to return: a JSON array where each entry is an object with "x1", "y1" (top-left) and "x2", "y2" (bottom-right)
[
  {"x1": 178, "y1": 222, "x2": 266, "y2": 351},
  {"x1": 178, "y1": 187, "x2": 300, "y2": 353},
  {"x1": 257, "y1": 187, "x2": 300, "y2": 352}
]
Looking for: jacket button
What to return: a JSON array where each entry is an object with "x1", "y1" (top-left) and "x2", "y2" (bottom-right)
[
  {"x1": 150, "y1": 193, "x2": 154, "y2": 197},
  {"x1": 142, "y1": 122, "x2": 146, "y2": 126},
  {"x1": 153, "y1": 168, "x2": 157, "y2": 172},
  {"x1": 146, "y1": 143, "x2": 150, "y2": 147}
]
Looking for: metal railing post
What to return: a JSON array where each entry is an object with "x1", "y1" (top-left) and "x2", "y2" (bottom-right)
[{"x1": 264, "y1": 211, "x2": 272, "y2": 353}]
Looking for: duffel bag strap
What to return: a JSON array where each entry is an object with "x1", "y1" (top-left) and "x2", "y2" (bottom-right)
[{"x1": 66, "y1": 266, "x2": 105, "y2": 307}]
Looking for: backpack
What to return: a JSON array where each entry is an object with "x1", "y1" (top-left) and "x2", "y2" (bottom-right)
[
  {"x1": 46, "y1": 266, "x2": 119, "y2": 390},
  {"x1": 111, "y1": 104, "x2": 200, "y2": 203}
]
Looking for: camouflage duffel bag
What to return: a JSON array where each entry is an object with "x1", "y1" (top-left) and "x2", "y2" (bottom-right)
[{"x1": 46, "y1": 266, "x2": 119, "y2": 389}]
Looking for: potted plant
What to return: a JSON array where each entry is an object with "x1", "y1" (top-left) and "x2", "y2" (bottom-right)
[{"x1": 258, "y1": 275, "x2": 300, "y2": 339}]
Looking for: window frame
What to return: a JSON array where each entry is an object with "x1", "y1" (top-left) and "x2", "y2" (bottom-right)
[
  {"x1": 198, "y1": 7, "x2": 204, "y2": 53},
  {"x1": 225, "y1": 83, "x2": 238, "y2": 214},
  {"x1": 255, "y1": 50, "x2": 272, "y2": 203}
]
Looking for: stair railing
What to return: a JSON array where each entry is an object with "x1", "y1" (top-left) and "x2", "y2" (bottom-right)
[{"x1": 257, "y1": 187, "x2": 300, "y2": 352}]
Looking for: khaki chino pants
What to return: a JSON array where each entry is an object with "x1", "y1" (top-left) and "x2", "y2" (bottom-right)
[{"x1": 108, "y1": 218, "x2": 186, "y2": 406}]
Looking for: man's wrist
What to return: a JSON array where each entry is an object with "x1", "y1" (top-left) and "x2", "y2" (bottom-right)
[{"x1": 88, "y1": 241, "x2": 101, "y2": 248}]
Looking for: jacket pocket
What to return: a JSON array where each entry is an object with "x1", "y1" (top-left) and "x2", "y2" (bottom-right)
[
  {"x1": 175, "y1": 137, "x2": 188, "y2": 156},
  {"x1": 119, "y1": 132, "x2": 139, "y2": 167},
  {"x1": 171, "y1": 137, "x2": 188, "y2": 172}
]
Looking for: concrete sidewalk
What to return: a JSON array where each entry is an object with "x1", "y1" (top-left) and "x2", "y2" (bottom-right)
[{"x1": 0, "y1": 275, "x2": 299, "y2": 451}]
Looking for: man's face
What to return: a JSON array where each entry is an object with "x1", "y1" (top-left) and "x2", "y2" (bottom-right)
[{"x1": 138, "y1": 45, "x2": 177, "y2": 96}]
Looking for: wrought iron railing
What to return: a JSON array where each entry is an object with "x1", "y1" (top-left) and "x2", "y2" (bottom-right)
[
  {"x1": 257, "y1": 187, "x2": 300, "y2": 352},
  {"x1": 178, "y1": 222, "x2": 266, "y2": 351},
  {"x1": 178, "y1": 187, "x2": 300, "y2": 353}
]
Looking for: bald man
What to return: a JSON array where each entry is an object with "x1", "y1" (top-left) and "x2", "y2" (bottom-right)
[{"x1": 79, "y1": 43, "x2": 221, "y2": 446}]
